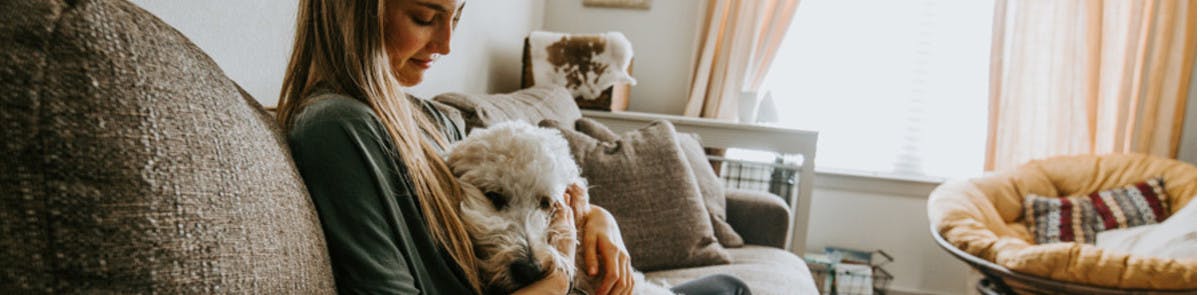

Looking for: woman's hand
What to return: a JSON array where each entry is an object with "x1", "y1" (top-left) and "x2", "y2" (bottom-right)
[
  {"x1": 514, "y1": 201, "x2": 576, "y2": 295},
  {"x1": 563, "y1": 183, "x2": 590, "y2": 223},
  {"x1": 550, "y1": 200, "x2": 577, "y2": 259},
  {"x1": 580, "y1": 206, "x2": 633, "y2": 295}
]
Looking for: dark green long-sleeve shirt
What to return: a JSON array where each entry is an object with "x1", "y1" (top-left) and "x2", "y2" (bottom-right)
[{"x1": 286, "y1": 89, "x2": 471, "y2": 295}]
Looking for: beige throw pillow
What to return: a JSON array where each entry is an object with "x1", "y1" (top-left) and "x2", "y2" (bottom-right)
[{"x1": 541, "y1": 120, "x2": 732, "y2": 271}]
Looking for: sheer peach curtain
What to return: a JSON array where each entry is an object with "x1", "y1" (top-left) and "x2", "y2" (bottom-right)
[
  {"x1": 684, "y1": 0, "x2": 800, "y2": 120},
  {"x1": 986, "y1": 0, "x2": 1196, "y2": 171}
]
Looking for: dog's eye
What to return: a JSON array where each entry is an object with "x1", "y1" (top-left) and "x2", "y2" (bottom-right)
[
  {"x1": 485, "y1": 192, "x2": 508, "y2": 210},
  {"x1": 539, "y1": 197, "x2": 551, "y2": 210}
]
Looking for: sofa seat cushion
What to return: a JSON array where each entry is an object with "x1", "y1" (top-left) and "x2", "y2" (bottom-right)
[{"x1": 644, "y1": 245, "x2": 818, "y2": 295}]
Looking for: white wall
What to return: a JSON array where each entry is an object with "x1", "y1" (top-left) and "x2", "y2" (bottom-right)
[
  {"x1": 408, "y1": 0, "x2": 546, "y2": 98},
  {"x1": 806, "y1": 178, "x2": 970, "y2": 295},
  {"x1": 129, "y1": 0, "x2": 296, "y2": 106},
  {"x1": 542, "y1": 1, "x2": 705, "y2": 115},
  {"x1": 130, "y1": 0, "x2": 546, "y2": 106}
]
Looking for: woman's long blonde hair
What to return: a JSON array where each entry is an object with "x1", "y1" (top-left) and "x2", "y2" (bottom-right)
[{"x1": 276, "y1": 0, "x2": 481, "y2": 292}]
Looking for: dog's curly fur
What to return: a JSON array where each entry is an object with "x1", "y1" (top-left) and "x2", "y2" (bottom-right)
[{"x1": 447, "y1": 121, "x2": 673, "y2": 295}]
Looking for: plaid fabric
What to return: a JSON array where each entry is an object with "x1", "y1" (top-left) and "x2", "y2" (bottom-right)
[
  {"x1": 1024, "y1": 177, "x2": 1169, "y2": 244},
  {"x1": 717, "y1": 158, "x2": 799, "y2": 203}
]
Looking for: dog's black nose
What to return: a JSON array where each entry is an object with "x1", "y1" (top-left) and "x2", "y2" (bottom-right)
[{"x1": 510, "y1": 259, "x2": 546, "y2": 286}]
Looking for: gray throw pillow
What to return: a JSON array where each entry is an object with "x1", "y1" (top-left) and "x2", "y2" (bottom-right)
[
  {"x1": 541, "y1": 119, "x2": 732, "y2": 271},
  {"x1": 0, "y1": 0, "x2": 334, "y2": 293},
  {"x1": 575, "y1": 117, "x2": 620, "y2": 141},
  {"x1": 574, "y1": 118, "x2": 745, "y2": 248},
  {"x1": 433, "y1": 85, "x2": 581, "y2": 132},
  {"x1": 677, "y1": 133, "x2": 746, "y2": 248}
]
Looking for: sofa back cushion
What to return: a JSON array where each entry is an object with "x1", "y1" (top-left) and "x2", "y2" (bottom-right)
[
  {"x1": 0, "y1": 0, "x2": 335, "y2": 293},
  {"x1": 433, "y1": 85, "x2": 580, "y2": 133}
]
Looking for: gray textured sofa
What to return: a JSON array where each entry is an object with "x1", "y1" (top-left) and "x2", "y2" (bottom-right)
[
  {"x1": 1, "y1": 0, "x2": 335, "y2": 293},
  {"x1": 0, "y1": 0, "x2": 815, "y2": 294}
]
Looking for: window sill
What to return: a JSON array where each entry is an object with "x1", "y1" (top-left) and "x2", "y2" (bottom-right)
[{"x1": 814, "y1": 168, "x2": 946, "y2": 198}]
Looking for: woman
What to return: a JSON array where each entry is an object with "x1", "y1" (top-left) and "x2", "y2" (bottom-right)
[{"x1": 276, "y1": 0, "x2": 751, "y2": 294}]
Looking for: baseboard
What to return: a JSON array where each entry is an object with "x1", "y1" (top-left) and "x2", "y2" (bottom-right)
[{"x1": 883, "y1": 287, "x2": 956, "y2": 295}]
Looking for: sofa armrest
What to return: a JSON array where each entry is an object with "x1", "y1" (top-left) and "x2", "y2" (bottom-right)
[{"x1": 725, "y1": 189, "x2": 791, "y2": 249}]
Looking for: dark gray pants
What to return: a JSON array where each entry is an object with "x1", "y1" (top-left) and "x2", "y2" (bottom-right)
[{"x1": 670, "y1": 274, "x2": 752, "y2": 295}]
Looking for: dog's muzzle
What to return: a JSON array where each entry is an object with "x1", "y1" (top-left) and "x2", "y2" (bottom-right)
[{"x1": 510, "y1": 241, "x2": 548, "y2": 286}]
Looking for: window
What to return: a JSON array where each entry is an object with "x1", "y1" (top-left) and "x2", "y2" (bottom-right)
[{"x1": 760, "y1": 0, "x2": 994, "y2": 179}]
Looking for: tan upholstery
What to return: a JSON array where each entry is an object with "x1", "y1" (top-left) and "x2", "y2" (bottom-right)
[{"x1": 929, "y1": 154, "x2": 1197, "y2": 290}]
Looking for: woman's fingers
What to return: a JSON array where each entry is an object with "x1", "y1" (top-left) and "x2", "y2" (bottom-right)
[
  {"x1": 600, "y1": 236, "x2": 625, "y2": 295},
  {"x1": 567, "y1": 183, "x2": 589, "y2": 222},
  {"x1": 616, "y1": 252, "x2": 632, "y2": 295},
  {"x1": 624, "y1": 250, "x2": 633, "y2": 295},
  {"x1": 550, "y1": 202, "x2": 576, "y2": 254},
  {"x1": 573, "y1": 200, "x2": 587, "y2": 223},
  {"x1": 583, "y1": 230, "x2": 599, "y2": 276}
]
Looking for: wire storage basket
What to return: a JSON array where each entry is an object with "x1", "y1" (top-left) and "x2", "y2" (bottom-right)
[
  {"x1": 709, "y1": 154, "x2": 802, "y2": 205},
  {"x1": 805, "y1": 249, "x2": 894, "y2": 295}
]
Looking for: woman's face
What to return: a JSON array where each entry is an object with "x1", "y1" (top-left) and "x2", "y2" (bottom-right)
[{"x1": 384, "y1": 0, "x2": 464, "y2": 86}]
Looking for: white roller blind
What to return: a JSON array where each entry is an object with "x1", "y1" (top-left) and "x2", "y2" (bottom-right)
[{"x1": 760, "y1": 0, "x2": 994, "y2": 179}]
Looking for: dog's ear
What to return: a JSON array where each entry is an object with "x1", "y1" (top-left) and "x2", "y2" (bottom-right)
[{"x1": 458, "y1": 182, "x2": 483, "y2": 198}]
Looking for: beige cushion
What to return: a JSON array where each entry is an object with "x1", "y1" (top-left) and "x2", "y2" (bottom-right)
[
  {"x1": 542, "y1": 120, "x2": 731, "y2": 271},
  {"x1": 645, "y1": 245, "x2": 818, "y2": 295},
  {"x1": 432, "y1": 85, "x2": 580, "y2": 132},
  {"x1": 0, "y1": 0, "x2": 334, "y2": 292}
]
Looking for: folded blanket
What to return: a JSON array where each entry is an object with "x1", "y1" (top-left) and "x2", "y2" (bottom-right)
[{"x1": 528, "y1": 31, "x2": 637, "y2": 100}]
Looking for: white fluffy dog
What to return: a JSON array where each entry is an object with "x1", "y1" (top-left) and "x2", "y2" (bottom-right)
[{"x1": 446, "y1": 121, "x2": 673, "y2": 295}]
